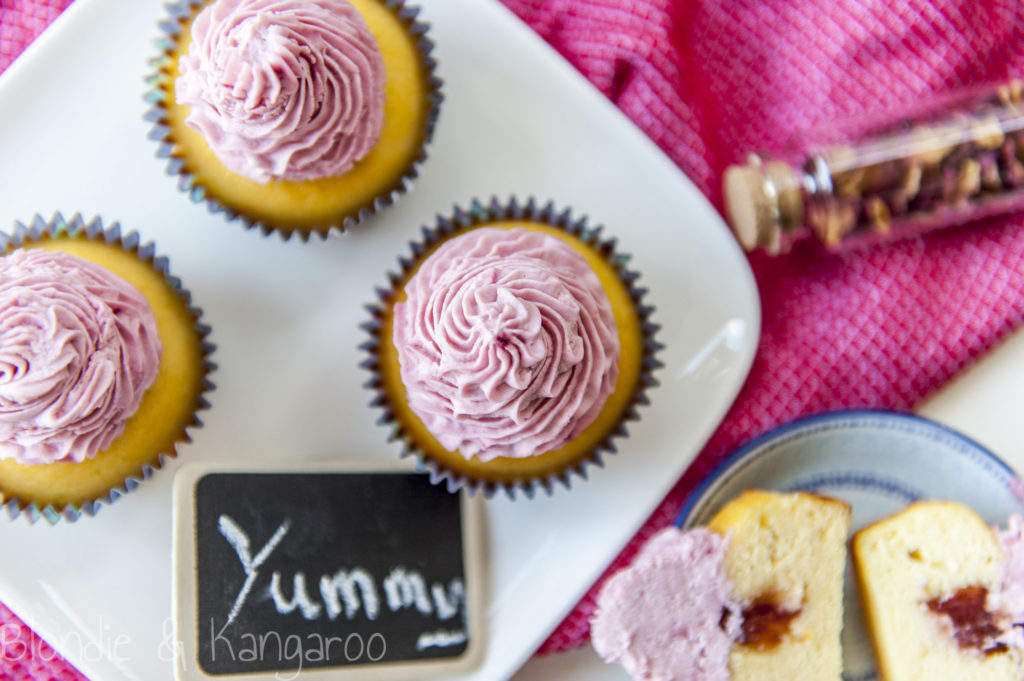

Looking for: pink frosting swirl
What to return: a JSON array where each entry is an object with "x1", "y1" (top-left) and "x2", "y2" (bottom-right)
[
  {"x1": 993, "y1": 514, "x2": 1024, "y2": 650},
  {"x1": 0, "y1": 249, "x2": 162, "y2": 465},
  {"x1": 176, "y1": 0, "x2": 386, "y2": 183},
  {"x1": 392, "y1": 227, "x2": 620, "y2": 461},
  {"x1": 591, "y1": 528, "x2": 742, "y2": 681}
]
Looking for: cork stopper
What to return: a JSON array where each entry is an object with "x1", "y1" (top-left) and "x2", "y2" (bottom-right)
[{"x1": 724, "y1": 156, "x2": 805, "y2": 253}]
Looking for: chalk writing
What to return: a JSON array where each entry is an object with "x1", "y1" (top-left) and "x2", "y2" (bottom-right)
[
  {"x1": 416, "y1": 630, "x2": 468, "y2": 651},
  {"x1": 320, "y1": 569, "x2": 379, "y2": 621},
  {"x1": 269, "y1": 572, "x2": 322, "y2": 620},
  {"x1": 218, "y1": 516, "x2": 291, "y2": 633},
  {"x1": 219, "y1": 514, "x2": 466, "y2": 639},
  {"x1": 383, "y1": 568, "x2": 433, "y2": 615}
]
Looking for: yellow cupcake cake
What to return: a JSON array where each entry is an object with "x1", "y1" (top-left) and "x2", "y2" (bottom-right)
[
  {"x1": 0, "y1": 214, "x2": 213, "y2": 523},
  {"x1": 148, "y1": 0, "x2": 441, "y2": 239},
  {"x1": 708, "y1": 490, "x2": 851, "y2": 681},
  {"x1": 364, "y1": 198, "x2": 660, "y2": 496}
]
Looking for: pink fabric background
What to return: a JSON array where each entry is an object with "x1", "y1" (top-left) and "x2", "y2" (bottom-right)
[{"x1": 4, "y1": 0, "x2": 1024, "y2": 678}]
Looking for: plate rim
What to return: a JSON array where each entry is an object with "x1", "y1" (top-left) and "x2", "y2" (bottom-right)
[{"x1": 676, "y1": 408, "x2": 1019, "y2": 528}]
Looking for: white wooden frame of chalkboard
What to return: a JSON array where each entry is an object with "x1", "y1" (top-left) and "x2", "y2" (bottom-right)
[{"x1": 171, "y1": 461, "x2": 485, "y2": 681}]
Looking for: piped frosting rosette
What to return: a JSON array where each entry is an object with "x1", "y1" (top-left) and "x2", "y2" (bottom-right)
[
  {"x1": 394, "y1": 227, "x2": 621, "y2": 460},
  {"x1": 0, "y1": 249, "x2": 161, "y2": 465},
  {"x1": 0, "y1": 214, "x2": 215, "y2": 524},
  {"x1": 146, "y1": 0, "x2": 442, "y2": 240},
  {"x1": 363, "y1": 198, "x2": 662, "y2": 497},
  {"x1": 175, "y1": 0, "x2": 386, "y2": 184}
]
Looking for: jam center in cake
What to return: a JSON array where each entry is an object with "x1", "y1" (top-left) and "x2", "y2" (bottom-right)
[
  {"x1": 926, "y1": 585, "x2": 1010, "y2": 656},
  {"x1": 737, "y1": 594, "x2": 802, "y2": 651}
]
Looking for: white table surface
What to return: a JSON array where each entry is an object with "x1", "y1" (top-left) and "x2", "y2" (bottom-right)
[{"x1": 510, "y1": 325, "x2": 1024, "y2": 680}]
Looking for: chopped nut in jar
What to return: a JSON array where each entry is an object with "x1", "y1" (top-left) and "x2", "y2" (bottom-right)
[{"x1": 952, "y1": 158, "x2": 982, "y2": 204}]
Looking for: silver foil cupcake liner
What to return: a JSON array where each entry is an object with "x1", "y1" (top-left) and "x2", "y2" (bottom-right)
[
  {"x1": 361, "y1": 197, "x2": 663, "y2": 498},
  {"x1": 0, "y1": 213, "x2": 217, "y2": 524},
  {"x1": 144, "y1": 0, "x2": 443, "y2": 242}
]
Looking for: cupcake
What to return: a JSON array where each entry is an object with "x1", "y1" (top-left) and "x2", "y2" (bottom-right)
[
  {"x1": 147, "y1": 0, "x2": 441, "y2": 240},
  {"x1": 363, "y1": 198, "x2": 661, "y2": 496},
  {"x1": 0, "y1": 214, "x2": 214, "y2": 523}
]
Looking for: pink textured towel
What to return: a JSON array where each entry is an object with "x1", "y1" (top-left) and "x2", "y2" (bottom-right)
[
  {"x1": 500, "y1": 0, "x2": 1024, "y2": 655},
  {"x1": 4, "y1": 1, "x2": 1024, "y2": 678}
]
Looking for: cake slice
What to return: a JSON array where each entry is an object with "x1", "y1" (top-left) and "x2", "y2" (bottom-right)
[
  {"x1": 853, "y1": 501, "x2": 1024, "y2": 680},
  {"x1": 708, "y1": 490, "x2": 851, "y2": 681},
  {"x1": 590, "y1": 490, "x2": 851, "y2": 681}
]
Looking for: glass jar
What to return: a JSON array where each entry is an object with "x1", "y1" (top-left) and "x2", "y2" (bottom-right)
[{"x1": 724, "y1": 81, "x2": 1024, "y2": 253}]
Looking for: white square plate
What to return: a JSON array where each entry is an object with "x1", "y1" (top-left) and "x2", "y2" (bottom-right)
[{"x1": 0, "y1": 0, "x2": 760, "y2": 679}]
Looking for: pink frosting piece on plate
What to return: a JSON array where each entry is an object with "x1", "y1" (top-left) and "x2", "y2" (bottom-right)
[
  {"x1": 993, "y1": 514, "x2": 1024, "y2": 648},
  {"x1": 591, "y1": 527, "x2": 741, "y2": 681}
]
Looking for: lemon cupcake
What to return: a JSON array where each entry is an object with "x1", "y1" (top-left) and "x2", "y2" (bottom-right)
[
  {"x1": 0, "y1": 214, "x2": 214, "y2": 523},
  {"x1": 363, "y1": 198, "x2": 661, "y2": 496},
  {"x1": 147, "y1": 0, "x2": 441, "y2": 240}
]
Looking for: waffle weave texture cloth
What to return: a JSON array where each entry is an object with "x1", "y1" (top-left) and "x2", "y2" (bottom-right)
[{"x1": 4, "y1": 0, "x2": 1024, "y2": 677}]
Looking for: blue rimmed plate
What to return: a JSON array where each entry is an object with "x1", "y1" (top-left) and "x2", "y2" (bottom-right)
[{"x1": 677, "y1": 409, "x2": 1024, "y2": 681}]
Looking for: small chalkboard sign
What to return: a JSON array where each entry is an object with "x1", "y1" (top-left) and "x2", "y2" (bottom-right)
[{"x1": 172, "y1": 462, "x2": 484, "y2": 681}]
